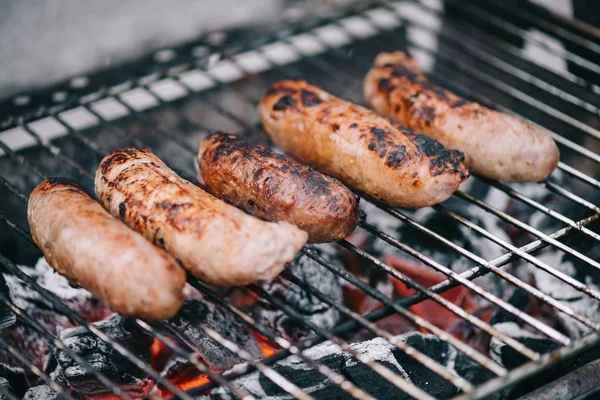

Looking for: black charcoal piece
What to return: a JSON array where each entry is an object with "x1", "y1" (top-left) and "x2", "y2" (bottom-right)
[
  {"x1": 252, "y1": 244, "x2": 342, "y2": 342},
  {"x1": 210, "y1": 332, "x2": 500, "y2": 400},
  {"x1": 54, "y1": 314, "x2": 154, "y2": 398},
  {"x1": 165, "y1": 297, "x2": 262, "y2": 373},
  {"x1": 0, "y1": 363, "x2": 28, "y2": 399},
  {"x1": 0, "y1": 274, "x2": 16, "y2": 330}
]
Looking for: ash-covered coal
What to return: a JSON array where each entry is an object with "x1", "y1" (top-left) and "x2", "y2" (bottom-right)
[
  {"x1": 252, "y1": 244, "x2": 342, "y2": 342},
  {"x1": 164, "y1": 297, "x2": 262, "y2": 373},
  {"x1": 0, "y1": 363, "x2": 28, "y2": 399},
  {"x1": 53, "y1": 314, "x2": 154, "y2": 399},
  {"x1": 0, "y1": 258, "x2": 112, "y2": 371},
  {"x1": 22, "y1": 385, "x2": 69, "y2": 400},
  {"x1": 211, "y1": 332, "x2": 498, "y2": 400}
]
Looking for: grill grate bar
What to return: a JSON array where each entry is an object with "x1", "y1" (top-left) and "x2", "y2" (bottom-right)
[
  {"x1": 544, "y1": 180, "x2": 600, "y2": 213},
  {"x1": 453, "y1": 189, "x2": 600, "y2": 269},
  {"x1": 188, "y1": 279, "x2": 380, "y2": 400},
  {"x1": 0, "y1": 335, "x2": 76, "y2": 400},
  {"x1": 0, "y1": 292, "x2": 134, "y2": 400},
  {"x1": 479, "y1": 0, "x2": 600, "y2": 54},
  {"x1": 485, "y1": 179, "x2": 600, "y2": 243},
  {"x1": 558, "y1": 162, "x2": 600, "y2": 190},
  {"x1": 379, "y1": 205, "x2": 599, "y2": 331},
  {"x1": 198, "y1": 325, "x2": 312, "y2": 400}
]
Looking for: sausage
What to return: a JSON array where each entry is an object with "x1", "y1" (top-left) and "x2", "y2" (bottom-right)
[
  {"x1": 27, "y1": 178, "x2": 186, "y2": 320},
  {"x1": 95, "y1": 148, "x2": 308, "y2": 286},
  {"x1": 363, "y1": 51, "x2": 560, "y2": 182},
  {"x1": 198, "y1": 132, "x2": 359, "y2": 243},
  {"x1": 259, "y1": 80, "x2": 469, "y2": 208}
]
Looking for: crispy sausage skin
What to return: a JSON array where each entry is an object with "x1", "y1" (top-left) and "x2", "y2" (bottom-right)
[
  {"x1": 363, "y1": 51, "x2": 560, "y2": 182},
  {"x1": 95, "y1": 149, "x2": 308, "y2": 286},
  {"x1": 27, "y1": 178, "x2": 186, "y2": 320},
  {"x1": 198, "y1": 132, "x2": 359, "y2": 243},
  {"x1": 259, "y1": 80, "x2": 468, "y2": 208}
]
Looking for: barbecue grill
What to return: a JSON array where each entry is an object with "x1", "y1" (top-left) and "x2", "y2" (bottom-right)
[{"x1": 1, "y1": 0, "x2": 600, "y2": 399}]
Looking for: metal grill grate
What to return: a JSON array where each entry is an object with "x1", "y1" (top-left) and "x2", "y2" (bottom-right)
[{"x1": 1, "y1": 0, "x2": 600, "y2": 399}]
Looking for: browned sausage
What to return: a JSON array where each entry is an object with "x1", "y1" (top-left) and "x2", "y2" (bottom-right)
[
  {"x1": 363, "y1": 51, "x2": 560, "y2": 182},
  {"x1": 95, "y1": 149, "x2": 308, "y2": 286},
  {"x1": 259, "y1": 80, "x2": 469, "y2": 208},
  {"x1": 198, "y1": 132, "x2": 359, "y2": 243},
  {"x1": 27, "y1": 178, "x2": 186, "y2": 320}
]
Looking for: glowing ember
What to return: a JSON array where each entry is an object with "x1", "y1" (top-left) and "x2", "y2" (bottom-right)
[
  {"x1": 252, "y1": 332, "x2": 279, "y2": 357},
  {"x1": 386, "y1": 255, "x2": 475, "y2": 332}
]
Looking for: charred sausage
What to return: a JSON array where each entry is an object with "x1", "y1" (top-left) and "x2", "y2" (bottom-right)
[
  {"x1": 198, "y1": 132, "x2": 359, "y2": 243},
  {"x1": 363, "y1": 51, "x2": 559, "y2": 182},
  {"x1": 259, "y1": 80, "x2": 469, "y2": 208},
  {"x1": 95, "y1": 149, "x2": 308, "y2": 286},
  {"x1": 27, "y1": 178, "x2": 186, "y2": 320}
]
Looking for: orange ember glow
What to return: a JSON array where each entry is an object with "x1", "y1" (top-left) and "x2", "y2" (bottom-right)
[
  {"x1": 253, "y1": 331, "x2": 279, "y2": 357},
  {"x1": 150, "y1": 330, "x2": 279, "y2": 399},
  {"x1": 386, "y1": 255, "x2": 475, "y2": 332}
]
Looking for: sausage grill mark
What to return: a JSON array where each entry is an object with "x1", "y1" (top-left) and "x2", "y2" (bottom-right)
[
  {"x1": 272, "y1": 95, "x2": 297, "y2": 111},
  {"x1": 300, "y1": 90, "x2": 323, "y2": 107}
]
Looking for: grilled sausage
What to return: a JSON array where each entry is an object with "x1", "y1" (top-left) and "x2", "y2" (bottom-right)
[
  {"x1": 198, "y1": 132, "x2": 359, "y2": 243},
  {"x1": 95, "y1": 148, "x2": 308, "y2": 286},
  {"x1": 27, "y1": 178, "x2": 186, "y2": 320},
  {"x1": 363, "y1": 51, "x2": 560, "y2": 182},
  {"x1": 259, "y1": 80, "x2": 469, "y2": 208}
]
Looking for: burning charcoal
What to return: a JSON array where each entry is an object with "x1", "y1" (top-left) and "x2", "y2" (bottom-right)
[
  {"x1": 252, "y1": 244, "x2": 342, "y2": 342},
  {"x1": 0, "y1": 274, "x2": 16, "y2": 330},
  {"x1": 54, "y1": 314, "x2": 154, "y2": 398},
  {"x1": 22, "y1": 385, "x2": 69, "y2": 400},
  {"x1": 165, "y1": 297, "x2": 262, "y2": 373},
  {"x1": 211, "y1": 332, "x2": 499, "y2": 400},
  {"x1": 0, "y1": 364, "x2": 28, "y2": 399}
]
